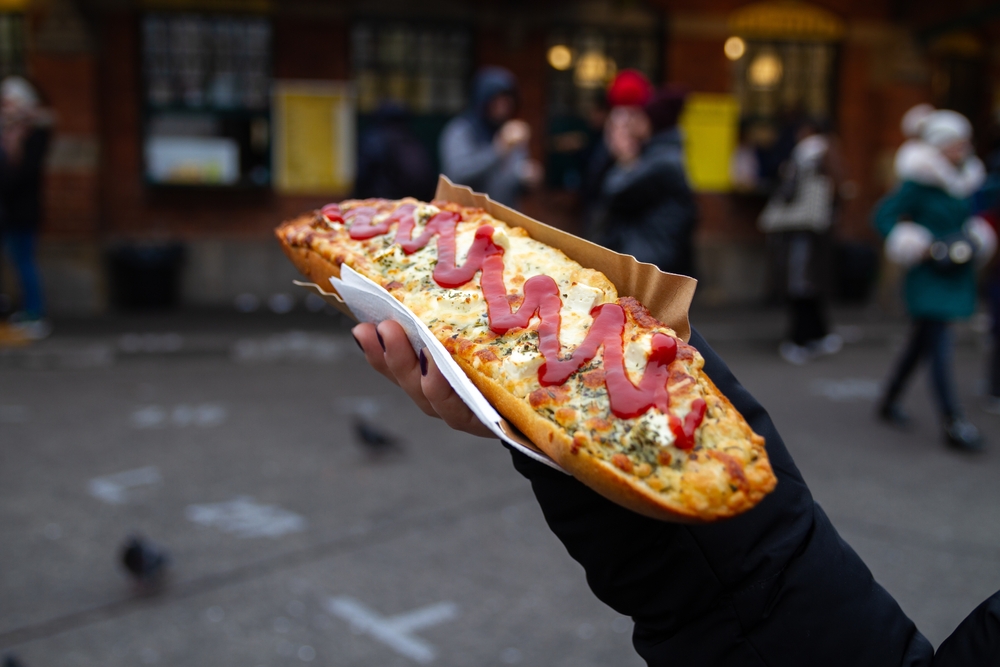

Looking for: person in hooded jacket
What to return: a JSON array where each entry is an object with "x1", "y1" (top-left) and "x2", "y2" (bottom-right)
[
  {"x1": 351, "y1": 316, "x2": 1000, "y2": 667},
  {"x1": 0, "y1": 76, "x2": 51, "y2": 340},
  {"x1": 439, "y1": 67, "x2": 541, "y2": 207},
  {"x1": 597, "y1": 86, "x2": 698, "y2": 277},
  {"x1": 875, "y1": 109, "x2": 996, "y2": 451}
]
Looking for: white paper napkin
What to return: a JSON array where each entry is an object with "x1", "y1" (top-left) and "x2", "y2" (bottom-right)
[{"x1": 310, "y1": 266, "x2": 565, "y2": 472}]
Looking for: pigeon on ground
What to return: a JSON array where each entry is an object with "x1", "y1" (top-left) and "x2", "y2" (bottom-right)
[
  {"x1": 120, "y1": 535, "x2": 170, "y2": 592},
  {"x1": 352, "y1": 417, "x2": 401, "y2": 458}
]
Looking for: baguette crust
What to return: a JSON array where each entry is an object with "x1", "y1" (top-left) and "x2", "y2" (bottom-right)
[{"x1": 277, "y1": 200, "x2": 776, "y2": 522}]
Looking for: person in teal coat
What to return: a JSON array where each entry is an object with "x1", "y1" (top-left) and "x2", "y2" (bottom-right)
[{"x1": 874, "y1": 109, "x2": 996, "y2": 450}]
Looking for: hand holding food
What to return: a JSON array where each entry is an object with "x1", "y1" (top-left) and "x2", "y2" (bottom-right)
[
  {"x1": 496, "y1": 119, "x2": 531, "y2": 153},
  {"x1": 353, "y1": 320, "x2": 495, "y2": 439}
]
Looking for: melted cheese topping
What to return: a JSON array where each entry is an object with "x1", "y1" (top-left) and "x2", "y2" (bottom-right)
[{"x1": 282, "y1": 198, "x2": 774, "y2": 517}]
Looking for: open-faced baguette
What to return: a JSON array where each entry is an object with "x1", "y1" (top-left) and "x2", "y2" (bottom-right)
[{"x1": 277, "y1": 198, "x2": 776, "y2": 522}]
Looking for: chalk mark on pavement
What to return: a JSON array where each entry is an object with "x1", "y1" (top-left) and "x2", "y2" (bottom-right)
[{"x1": 326, "y1": 596, "x2": 458, "y2": 664}]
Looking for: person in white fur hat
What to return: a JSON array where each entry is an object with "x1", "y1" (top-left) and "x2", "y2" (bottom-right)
[{"x1": 874, "y1": 108, "x2": 996, "y2": 451}]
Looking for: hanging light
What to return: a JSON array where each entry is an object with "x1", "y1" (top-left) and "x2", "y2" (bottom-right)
[
  {"x1": 724, "y1": 36, "x2": 746, "y2": 60},
  {"x1": 574, "y1": 50, "x2": 610, "y2": 88},
  {"x1": 547, "y1": 44, "x2": 573, "y2": 71},
  {"x1": 748, "y1": 51, "x2": 782, "y2": 89}
]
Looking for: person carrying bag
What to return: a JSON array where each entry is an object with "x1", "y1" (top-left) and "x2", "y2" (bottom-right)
[{"x1": 759, "y1": 121, "x2": 842, "y2": 364}]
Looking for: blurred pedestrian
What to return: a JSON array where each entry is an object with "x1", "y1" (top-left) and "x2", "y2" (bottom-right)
[
  {"x1": 758, "y1": 119, "x2": 843, "y2": 364},
  {"x1": 0, "y1": 76, "x2": 52, "y2": 340},
  {"x1": 875, "y1": 109, "x2": 995, "y2": 451},
  {"x1": 353, "y1": 101, "x2": 436, "y2": 202},
  {"x1": 729, "y1": 120, "x2": 763, "y2": 194},
  {"x1": 439, "y1": 66, "x2": 541, "y2": 207},
  {"x1": 581, "y1": 71, "x2": 651, "y2": 241},
  {"x1": 597, "y1": 84, "x2": 698, "y2": 277},
  {"x1": 894, "y1": 104, "x2": 985, "y2": 200}
]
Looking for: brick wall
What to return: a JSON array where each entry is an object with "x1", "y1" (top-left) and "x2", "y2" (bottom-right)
[
  {"x1": 29, "y1": 53, "x2": 100, "y2": 240},
  {"x1": 24, "y1": 0, "x2": 968, "y2": 312},
  {"x1": 272, "y1": 16, "x2": 350, "y2": 81},
  {"x1": 96, "y1": 11, "x2": 351, "y2": 241}
]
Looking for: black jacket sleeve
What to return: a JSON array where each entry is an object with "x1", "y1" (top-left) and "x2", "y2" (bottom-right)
[
  {"x1": 933, "y1": 591, "x2": 1000, "y2": 667},
  {"x1": 602, "y1": 152, "x2": 685, "y2": 214},
  {"x1": 507, "y1": 328, "x2": 934, "y2": 666}
]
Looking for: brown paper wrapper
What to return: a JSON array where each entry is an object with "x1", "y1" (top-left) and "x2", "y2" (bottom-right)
[{"x1": 433, "y1": 175, "x2": 696, "y2": 342}]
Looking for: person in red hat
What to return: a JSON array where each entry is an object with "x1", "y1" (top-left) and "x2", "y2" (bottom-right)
[
  {"x1": 578, "y1": 70, "x2": 654, "y2": 240},
  {"x1": 606, "y1": 69, "x2": 653, "y2": 108},
  {"x1": 594, "y1": 74, "x2": 699, "y2": 277}
]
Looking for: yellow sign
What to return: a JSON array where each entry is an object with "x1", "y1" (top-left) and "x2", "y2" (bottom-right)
[
  {"x1": 729, "y1": 1, "x2": 844, "y2": 41},
  {"x1": 679, "y1": 93, "x2": 740, "y2": 193},
  {"x1": 930, "y1": 31, "x2": 985, "y2": 58},
  {"x1": 273, "y1": 81, "x2": 355, "y2": 195}
]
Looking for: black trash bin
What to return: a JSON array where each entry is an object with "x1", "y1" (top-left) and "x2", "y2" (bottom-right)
[{"x1": 106, "y1": 243, "x2": 185, "y2": 310}]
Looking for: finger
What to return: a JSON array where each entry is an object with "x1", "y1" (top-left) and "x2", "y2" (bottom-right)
[
  {"x1": 376, "y1": 320, "x2": 438, "y2": 418},
  {"x1": 351, "y1": 323, "x2": 396, "y2": 384},
  {"x1": 420, "y1": 352, "x2": 495, "y2": 439}
]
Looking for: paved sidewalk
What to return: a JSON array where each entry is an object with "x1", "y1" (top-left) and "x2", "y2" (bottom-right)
[{"x1": 2, "y1": 305, "x2": 999, "y2": 665}]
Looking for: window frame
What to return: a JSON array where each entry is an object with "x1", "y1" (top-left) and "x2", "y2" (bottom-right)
[
  {"x1": 348, "y1": 18, "x2": 475, "y2": 177},
  {"x1": 0, "y1": 12, "x2": 26, "y2": 80},
  {"x1": 139, "y1": 11, "x2": 274, "y2": 191}
]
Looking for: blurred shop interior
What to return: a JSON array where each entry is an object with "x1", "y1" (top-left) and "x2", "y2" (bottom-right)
[{"x1": 3, "y1": 0, "x2": 1000, "y2": 314}]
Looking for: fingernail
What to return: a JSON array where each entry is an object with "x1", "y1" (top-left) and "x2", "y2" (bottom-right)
[
  {"x1": 352, "y1": 333, "x2": 363, "y2": 351},
  {"x1": 419, "y1": 349, "x2": 428, "y2": 376},
  {"x1": 376, "y1": 329, "x2": 385, "y2": 351}
]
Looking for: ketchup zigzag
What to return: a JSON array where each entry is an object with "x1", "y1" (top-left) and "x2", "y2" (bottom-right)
[{"x1": 322, "y1": 202, "x2": 706, "y2": 449}]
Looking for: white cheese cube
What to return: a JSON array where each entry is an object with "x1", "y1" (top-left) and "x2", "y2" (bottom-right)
[
  {"x1": 563, "y1": 283, "x2": 604, "y2": 314},
  {"x1": 415, "y1": 203, "x2": 439, "y2": 223},
  {"x1": 624, "y1": 336, "x2": 653, "y2": 382},
  {"x1": 491, "y1": 227, "x2": 511, "y2": 251},
  {"x1": 502, "y1": 349, "x2": 544, "y2": 382}
]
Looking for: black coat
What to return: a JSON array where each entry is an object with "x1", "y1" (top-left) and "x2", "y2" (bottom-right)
[
  {"x1": 0, "y1": 127, "x2": 50, "y2": 233},
  {"x1": 508, "y1": 328, "x2": 999, "y2": 666},
  {"x1": 598, "y1": 128, "x2": 698, "y2": 277},
  {"x1": 354, "y1": 120, "x2": 436, "y2": 202}
]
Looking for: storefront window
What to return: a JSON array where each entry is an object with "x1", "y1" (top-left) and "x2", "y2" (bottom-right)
[
  {"x1": 733, "y1": 40, "x2": 837, "y2": 124},
  {"x1": 141, "y1": 14, "x2": 272, "y2": 188},
  {"x1": 547, "y1": 27, "x2": 660, "y2": 118},
  {"x1": 351, "y1": 22, "x2": 470, "y2": 115},
  {"x1": 928, "y1": 32, "x2": 987, "y2": 128},
  {"x1": 349, "y1": 21, "x2": 472, "y2": 177},
  {"x1": 725, "y1": 2, "x2": 844, "y2": 192},
  {"x1": 545, "y1": 25, "x2": 661, "y2": 190},
  {"x1": 0, "y1": 13, "x2": 25, "y2": 79}
]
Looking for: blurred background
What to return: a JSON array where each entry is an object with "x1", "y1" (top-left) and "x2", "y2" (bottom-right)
[
  {"x1": 0, "y1": 0, "x2": 990, "y2": 312},
  {"x1": 5, "y1": 1, "x2": 1000, "y2": 666}
]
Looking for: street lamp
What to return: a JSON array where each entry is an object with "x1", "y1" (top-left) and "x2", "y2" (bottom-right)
[
  {"x1": 748, "y1": 51, "x2": 782, "y2": 89},
  {"x1": 547, "y1": 44, "x2": 573, "y2": 71},
  {"x1": 724, "y1": 36, "x2": 746, "y2": 60}
]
